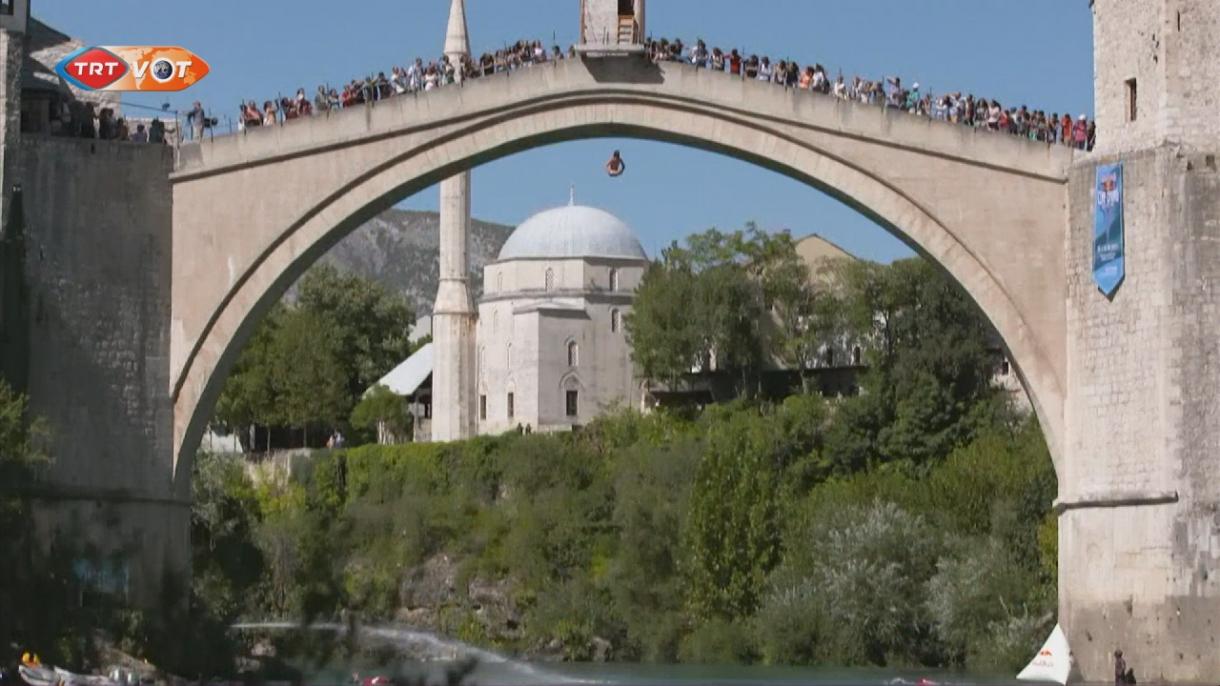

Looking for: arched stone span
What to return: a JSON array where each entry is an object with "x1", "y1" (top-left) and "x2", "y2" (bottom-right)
[{"x1": 170, "y1": 58, "x2": 1073, "y2": 492}]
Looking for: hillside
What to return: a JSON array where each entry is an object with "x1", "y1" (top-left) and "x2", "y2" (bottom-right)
[{"x1": 320, "y1": 208, "x2": 513, "y2": 316}]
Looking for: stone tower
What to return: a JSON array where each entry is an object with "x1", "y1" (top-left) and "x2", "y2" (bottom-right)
[
  {"x1": 578, "y1": 0, "x2": 645, "y2": 53},
  {"x1": 0, "y1": 0, "x2": 27, "y2": 392},
  {"x1": 1061, "y1": 1, "x2": 1220, "y2": 681},
  {"x1": 430, "y1": 0, "x2": 477, "y2": 442}
]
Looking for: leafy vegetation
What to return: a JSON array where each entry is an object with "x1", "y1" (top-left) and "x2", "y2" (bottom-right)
[
  {"x1": 216, "y1": 265, "x2": 415, "y2": 448},
  {"x1": 184, "y1": 245, "x2": 1057, "y2": 672},
  {"x1": 194, "y1": 409, "x2": 1055, "y2": 671},
  {"x1": 627, "y1": 226, "x2": 819, "y2": 394}
]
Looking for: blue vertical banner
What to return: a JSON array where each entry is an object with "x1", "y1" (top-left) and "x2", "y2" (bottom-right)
[{"x1": 1094, "y1": 163, "x2": 1125, "y2": 297}]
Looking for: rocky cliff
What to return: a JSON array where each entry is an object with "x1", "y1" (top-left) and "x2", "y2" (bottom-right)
[{"x1": 321, "y1": 208, "x2": 513, "y2": 317}]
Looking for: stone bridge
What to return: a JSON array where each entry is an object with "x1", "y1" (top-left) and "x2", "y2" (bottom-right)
[
  {"x1": 171, "y1": 57, "x2": 1074, "y2": 486},
  {"x1": 77, "y1": 0, "x2": 1220, "y2": 676},
  {"x1": 4, "y1": 0, "x2": 1216, "y2": 679}
]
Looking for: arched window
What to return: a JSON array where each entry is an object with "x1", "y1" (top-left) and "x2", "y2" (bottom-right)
[
  {"x1": 545, "y1": 268, "x2": 555, "y2": 291},
  {"x1": 496, "y1": 271, "x2": 504, "y2": 293},
  {"x1": 506, "y1": 343, "x2": 513, "y2": 367},
  {"x1": 609, "y1": 268, "x2": 619, "y2": 292},
  {"x1": 611, "y1": 308, "x2": 621, "y2": 333},
  {"x1": 478, "y1": 346, "x2": 485, "y2": 376},
  {"x1": 852, "y1": 346, "x2": 862, "y2": 366},
  {"x1": 567, "y1": 341, "x2": 579, "y2": 367}
]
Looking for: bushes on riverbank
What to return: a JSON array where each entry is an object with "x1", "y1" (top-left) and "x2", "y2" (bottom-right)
[{"x1": 197, "y1": 397, "x2": 1055, "y2": 672}]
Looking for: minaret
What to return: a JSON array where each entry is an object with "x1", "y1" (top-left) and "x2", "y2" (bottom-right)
[{"x1": 431, "y1": 0, "x2": 477, "y2": 442}]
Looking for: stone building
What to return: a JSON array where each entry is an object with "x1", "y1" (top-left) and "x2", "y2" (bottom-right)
[
  {"x1": 374, "y1": 197, "x2": 648, "y2": 438},
  {"x1": 475, "y1": 200, "x2": 647, "y2": 434}
]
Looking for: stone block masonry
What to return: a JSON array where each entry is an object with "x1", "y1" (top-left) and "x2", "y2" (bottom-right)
[
  {"x1": 1093, "y1": 0, "x2": 1220, "y2": 156},
  {"x1": 19, "y1": 135, "x2": 185, "y2": 607},
  {"x1": 1062, "y1": 144, "x2": 1220, "y2": 683}
]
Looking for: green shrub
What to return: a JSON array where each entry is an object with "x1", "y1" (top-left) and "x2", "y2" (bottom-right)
[{"x1": 676, "y1": 618, "x2": 759, "y2": 665}]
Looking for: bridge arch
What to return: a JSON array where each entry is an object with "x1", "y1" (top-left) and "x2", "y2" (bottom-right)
[{"x1": 170, "y1": 59, "x2": 1071, "y2": 491}]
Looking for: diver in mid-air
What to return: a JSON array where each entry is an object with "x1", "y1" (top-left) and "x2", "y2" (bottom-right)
[{"x1": 606, "y1": 150, "x2": 626, "y2": 177}]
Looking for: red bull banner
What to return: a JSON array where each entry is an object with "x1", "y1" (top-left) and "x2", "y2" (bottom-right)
[
  {"x1": 55, "y1": 46, "x2": 210, "y2": 92},
  {"x1": 1093, "y1": 163, "x2": 1125, "y2": 297}
]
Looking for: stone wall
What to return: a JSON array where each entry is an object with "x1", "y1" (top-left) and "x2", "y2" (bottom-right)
[
  {"x1": 1062, "y1": 144, "x2": 1220, "y2": 682},
  {"x1": 19, "y1": 135, "x2": 184, "y2": 606},
  {"x1": 1093, "y1": 0, "x2": 1220, "y2": 155}
]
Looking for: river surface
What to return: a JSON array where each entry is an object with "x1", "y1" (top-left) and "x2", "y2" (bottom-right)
[{"x1": 233, "y1": 623, "x2": 1022, "y2": 686}]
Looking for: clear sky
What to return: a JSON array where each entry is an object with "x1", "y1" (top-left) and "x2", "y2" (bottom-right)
[{"x1": 38, "y1": 1, "x2": 1095, "y2": 263}]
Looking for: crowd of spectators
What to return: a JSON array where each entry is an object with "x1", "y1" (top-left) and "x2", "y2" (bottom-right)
[
  {"x1": 237, "y1": 39, "x2": 573, "y2": 131},
  {"x1": 646, "y1": 37, "x2": 1096, "y2": 150},
  {"x1": 228, "y1": 35, "x2": 1095, "y2": 151},
  {"x1": 50, "y1": 99, "x2": 169, "y2": 144}
]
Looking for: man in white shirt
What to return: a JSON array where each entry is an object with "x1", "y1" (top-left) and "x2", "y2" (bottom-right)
[{"x1": 406, "y1": 58, "x2": 424, "y2": 92}]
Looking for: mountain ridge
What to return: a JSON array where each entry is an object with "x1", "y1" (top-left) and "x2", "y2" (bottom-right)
[{"x1": 320, "y1": 207, "x2": 513, "y2": 317}]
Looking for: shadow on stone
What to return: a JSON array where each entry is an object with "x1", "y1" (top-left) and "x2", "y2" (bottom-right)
[{"x1": 581, "y1": 55, "x2": 663, "y2": 85}]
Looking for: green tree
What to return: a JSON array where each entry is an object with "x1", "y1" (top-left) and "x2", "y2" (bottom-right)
[
  {"x1": 926, "y1": 537, "x2": 1043, "y2": 667},
  {"x1": 215, "y1": 303, "x2": 285, "y2": 443},
  {"x1": 627, "y1": 226, "x2": 816, "y2": 395},
  {"x1": 296, "y1": 264, "x2": 414, "y2": 401},
  {"x1": 626, "y1": 258, "x2": 703, "y2": 387},
  {"x1": 683, "y1": 406, "x2": 785, "y2": 620},
  {"x1": 269, "y1": 308, "x2": 350, "y2": 444},
  {"x1": 773, "y1": 501, "x2": 945, "y2": 666},
  {"x1": 607, "y1": 439, "x2": 700, "y2": 661},
  {"x1": 0, "y1": 381, "x2": 48, "y2": 659},
  {"x1": 350, "y1": 384, "x2": 412, "y2": 444},
  {"x1": 216, "y1": 266, "x2": 415, "y2": 447},
  {"x1": 820, "y1": 258, "x2": 1003, "y2": 467}
]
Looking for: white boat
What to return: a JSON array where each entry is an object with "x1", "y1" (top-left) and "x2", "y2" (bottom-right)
[
  {"x1": 1017, "y1": 624, "x2": 1073, "y2": 685},
  {"x1": 52, "y1": 668, "x2": 118, "y2": 686},
  {"x1": 18, "y1": 665, "x2": 58, "y2": 686}
]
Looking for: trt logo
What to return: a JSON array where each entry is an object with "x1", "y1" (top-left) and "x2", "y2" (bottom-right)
[
  {"x1": 60, "y1": 47, "x2": 127, "y2": 90},
  {"x1": 56, "y1": 46, "x2": 210, "y2": 92}
]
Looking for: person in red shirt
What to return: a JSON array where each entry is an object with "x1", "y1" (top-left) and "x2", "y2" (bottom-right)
[{"x1": 729, "y1": 49, "x2": 742, "y2": 76}]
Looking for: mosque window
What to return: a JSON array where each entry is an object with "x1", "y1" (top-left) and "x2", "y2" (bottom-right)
[
  {"x1": 478, "y1": 346, "x2": 485, "y2": 376},
  {"x1": 545, "y1": 268, "x2": 555, "y2": 291},
  {"x1": 479, "y1": 395, "x2": 487, "y2": 421},
  {"x1": 507, "y1": 343, "x2": 513, "y2": 367},
  {"x1": 566, "y1": 390, "x2": 579, "y2": 417},
  {"x1": 496, "y1": 272, "x2": 503, "y2": 292},
  {"x1": 567, "y1": 341, "x2": 579, "y2": 367},
  {"x1": 609, "y1": 268, "x2": 619, "y2": 292},
  {"x1": 611, "y1": 309, "x2": 621, "y2": 333},
  {"x1": 507, "y1": 392, "x2": 515, "y2": 419}
]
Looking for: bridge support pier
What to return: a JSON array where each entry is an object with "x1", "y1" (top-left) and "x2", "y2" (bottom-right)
[{"x1": 1062, "y1": 145, "x2": 1220, "y2": 683}]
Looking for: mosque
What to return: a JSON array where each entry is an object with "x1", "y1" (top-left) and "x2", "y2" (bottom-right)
[{"x1": 376, "y1": 190, "x2": 650, "y2": 442}]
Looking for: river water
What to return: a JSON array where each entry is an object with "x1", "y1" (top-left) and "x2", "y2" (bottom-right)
[{"x1": 232, "y1": 623, "x2": 1020, "y2": 686}]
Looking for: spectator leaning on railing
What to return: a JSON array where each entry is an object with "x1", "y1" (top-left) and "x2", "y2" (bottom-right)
[
  {"x1": 646, "y1": 35, "x2": 1095, "y2": 150},
  {"x1": 223, "y1": 33, "x2": 1095, "y2": 152}
]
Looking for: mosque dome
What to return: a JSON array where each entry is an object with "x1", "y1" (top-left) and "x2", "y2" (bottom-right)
[{"x1": 498, "y1": 203, "x2": 647, "y2": 261}]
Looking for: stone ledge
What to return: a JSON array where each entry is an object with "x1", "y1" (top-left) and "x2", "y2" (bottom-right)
[{"x1": 1055, "y1": 490, "x2": 1180, "y2": 514}]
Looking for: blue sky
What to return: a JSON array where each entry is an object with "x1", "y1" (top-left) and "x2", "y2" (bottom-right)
[{"x1": 38, "y1": 1, "x2": 1095, "y2": 263}]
